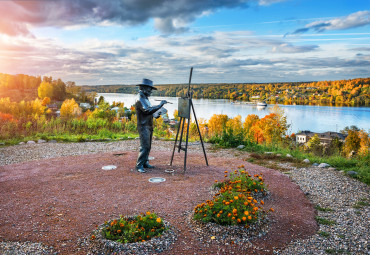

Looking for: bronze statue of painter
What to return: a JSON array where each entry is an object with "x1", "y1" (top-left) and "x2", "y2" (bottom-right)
[{"x1": 135, "y1": 78, "x2": 168, "y2": 173}]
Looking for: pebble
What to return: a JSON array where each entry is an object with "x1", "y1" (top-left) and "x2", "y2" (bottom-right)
[
  {"x1": 237, "y1": 145, "x2": 245, "y2": 149},
  {"x1": 302, "y1": 159, "x2": 310, "y2": 163},
  {"x1": 347, "y1": 171, "x2": 358, "y2": 177},
  {"x1": 318, "y1": 163, "x2": 330, "y2": 168},
  {"x1": 286, "y1": 154, "x2": 292, "y2": 158},
  {"x1": 27, "y1": 141, "x2": 36, "y2": 144}
]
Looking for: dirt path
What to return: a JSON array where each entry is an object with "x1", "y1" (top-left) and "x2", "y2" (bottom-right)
[{"x1": 0, "y1": 147, "x2": 317, "y2": 254}]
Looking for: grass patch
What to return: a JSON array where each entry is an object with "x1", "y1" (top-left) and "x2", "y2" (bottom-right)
[
  {"x1": 353, "y1": 199, "x2": 369, "y2": 209},
  {"x1": 318, "y1": 231, "x2": 330, "y2": 238},
  {"x1": 315, "y1": 205, "x2": 334, "y2": 212},
  {"x1": 316, "y1": 216, "x2": 336, "y2": 226},
  {"x1": 325, "y1": 249, "x2": 348, "y2": 254}
]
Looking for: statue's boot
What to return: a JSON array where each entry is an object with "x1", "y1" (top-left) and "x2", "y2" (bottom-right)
[
  {"x1": 136, "y1": 167, "x2": 147, "y2": 173},
  {"x1": 144, "y1": 162, "x2": 155, "y2": 169}
]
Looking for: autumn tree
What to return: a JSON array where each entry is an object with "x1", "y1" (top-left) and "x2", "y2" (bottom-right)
[
  {"x1": 207, "y1": 114, "x2": 228, "y2": 137},
  {"x1": 358, "y1": 130, "x2": 370, "y2": 156},
  {"x1": 38, "y1": 81, "x2": 53, "y2": 99},
  {"x1": 60, "y1": 98, "x2": 82, "y2": 119},
  {"x1": 42, "y1": 97, "x2": 51, "y2": 106},
  {"x1": 243, "y1": 114, "x2": 259, "y2": 142},
  {"x1": 342, "y1": 130, "x2": 361, "y2": 157}
]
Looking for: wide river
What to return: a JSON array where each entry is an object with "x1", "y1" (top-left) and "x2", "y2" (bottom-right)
[{"x1": 98, "y1": 93, "x2": 370, "y2": 134}]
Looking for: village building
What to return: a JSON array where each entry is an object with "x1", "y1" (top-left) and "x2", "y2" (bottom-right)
[{"x1": 296, "y1": 130, "x2": 347, "y2": 145}]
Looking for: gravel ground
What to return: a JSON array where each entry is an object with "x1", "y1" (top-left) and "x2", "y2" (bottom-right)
[
  {"x1": 0, "y1": 140, "x2": 369, "y2": 254},
  {"x1": 278, "y1": 166, "x2": 369, "y2": 255}
]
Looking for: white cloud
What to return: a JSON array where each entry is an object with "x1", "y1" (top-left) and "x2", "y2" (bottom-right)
[{"x1": 293, "y1": 11, "x2": 370, "y2": 34}]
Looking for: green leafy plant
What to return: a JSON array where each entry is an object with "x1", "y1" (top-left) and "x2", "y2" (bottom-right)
[
  {"x1": 194, "y1": 166, "x2": 273, "y2": 226},
  {"x1": 315, "y1": 205, "x2": 334, "y2": 212},
  {"x1": 316, "y1": 216, "x2": 336, "y2": 226},
  {"x1": 101, "y1": 212, "x2": 166, "y2": 243}
]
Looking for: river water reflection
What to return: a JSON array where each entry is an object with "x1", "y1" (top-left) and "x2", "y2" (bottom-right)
[{"x1": 98, "y1": 93, "x2": 370, "y2": 133}]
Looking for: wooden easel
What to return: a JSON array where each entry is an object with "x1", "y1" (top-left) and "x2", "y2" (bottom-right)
[{"x1": 170, "y1": 67, "x2": 208, "y2": 172}]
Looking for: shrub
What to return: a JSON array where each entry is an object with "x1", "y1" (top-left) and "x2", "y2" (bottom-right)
[
  {"x1": 193, "y1": 166, "x2": 272, "y2": 226},
  {"x1": 102, "y1": 212, "x2": 166, "y2": 243}
]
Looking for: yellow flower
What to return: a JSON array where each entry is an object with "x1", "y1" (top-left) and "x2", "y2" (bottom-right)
[
  {"x1": 156, "y1": 218, "x2": 162, "y2": 223},
  {"x1": 146, "y1": 211, "x2": 151, "y2": 215},
  {"x1": 211, "y1": 236, "x2": 216, "y2": 240},
  {"x1": 234, "y1": 196, "x2": 239, "y2": 200},
  {"x1": 232, "y1": 208, "x2": 237, "y2": 214},
  {"x1": 244, "y1": 211, "x2": 249, "y2": 216}
]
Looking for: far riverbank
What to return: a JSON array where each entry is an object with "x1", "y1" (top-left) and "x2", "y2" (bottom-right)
[{"x1": 98, "y1": 93, "x2": 370, "y2": 133}]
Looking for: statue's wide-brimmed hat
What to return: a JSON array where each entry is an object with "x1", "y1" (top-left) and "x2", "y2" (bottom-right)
[{"x1": 137, "y1": 78, "x2": 157, "y2": 90}]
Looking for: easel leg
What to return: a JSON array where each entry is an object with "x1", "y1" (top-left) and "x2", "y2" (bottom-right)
[
  {"x1": 178, "y1": 117, "x2": 186, "y2": 153},
  {"x1": 170, "y1": 117, "x2": 183, "y2": 166},
  {"x1": 184, "y1": 117, "x2": 190, "y2": 172},
  {"x1": 191, "y1": 101, "x2": 209, "y2": 166}
]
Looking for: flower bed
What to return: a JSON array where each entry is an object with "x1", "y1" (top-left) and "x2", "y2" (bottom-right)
[
  {"x1": 85, "y1": 213, "x2": 177, "y2": 255},
  {"x1": 191, "y1": 166, "x2": 273, "y2": 243}
]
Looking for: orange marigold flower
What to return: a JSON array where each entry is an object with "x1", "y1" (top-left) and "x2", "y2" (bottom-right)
[
  {"x1": 110, "y1": 222, "x2": 114, "y2": 226},
  {"x1": 146, "y1": 211, "x2": 151, "y2": 215},
  {"x1": 232, "y1": 208, "x2": 237, "y2": 213},
  {"x1": 244, "y1": 211, "x2": 249, "y2": 215},
  {"x1": 91, "y1": 235, "x2": 96, "y2": 240},
  {"x1": 253, "y1": 199, "x2": 257, "y2": 203},
  {"x1": 242, "y1": 217, "x2": 247, "y2": 221},
  {"x1": 217, "y1": 214, "x2": 220, "y2": 217},
  {"x1": 270, "y1": 208, "x2": 275, "y2": 212},
  {"x1": 215, "y1": 180, "x2": 218, "y2": 183},
  {"x1": 117, "y1": 229, "x2": 121, "y2": 234},
  {"x1": 237, "y1": 218, "x2": 241, "y2": 223},
  {"x1": 255, "y1": 189, "x2": 258, "y2": 192},
  {"x1": 261, "y1": 200, "x2": 264, "y2": 205},
  {"x1": 224, "y1": 175, "x2": 228, "y2": 177},
  {"x1": 225, "y1": 202, "x2": 230, "y2": 205},
  {"x1": 248, "y1": 215, "x2": 252, "y2": 220},
  {"x1": 228, "y1": 213, "x2": 232, "y2": 217},
  {"x1": 156, "y1": 218, "x2": 162, "y2": 223},
  {"x1": 120, "y1": 223, "x2": 124, "y2": 227},
  {"x1": 224, "y1": 171, "x2": 228, "y2": 173},
  {"x1": 234, "y1": 196, "x2": 239, "y2": 200},
  {"x1": 244, "y1": 202, "x2": 248, "y2": 206},
  {"x1": 232, "y1": 217, "x2": 235, "y2": 220}
]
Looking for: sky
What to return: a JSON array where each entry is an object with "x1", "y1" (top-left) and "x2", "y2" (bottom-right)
[{"x1": 0, "y1": 0, "x2": 369, "y2": 85}]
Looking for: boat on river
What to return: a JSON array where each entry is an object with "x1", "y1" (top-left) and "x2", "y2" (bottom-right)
[{"x1": 257, "y1": 101, "x2": 267, "y2": 106}]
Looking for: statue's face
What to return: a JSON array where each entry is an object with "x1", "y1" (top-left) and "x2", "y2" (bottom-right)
[{"x1": 142, "y1": 86, "x2": 152, "y2": 97}]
